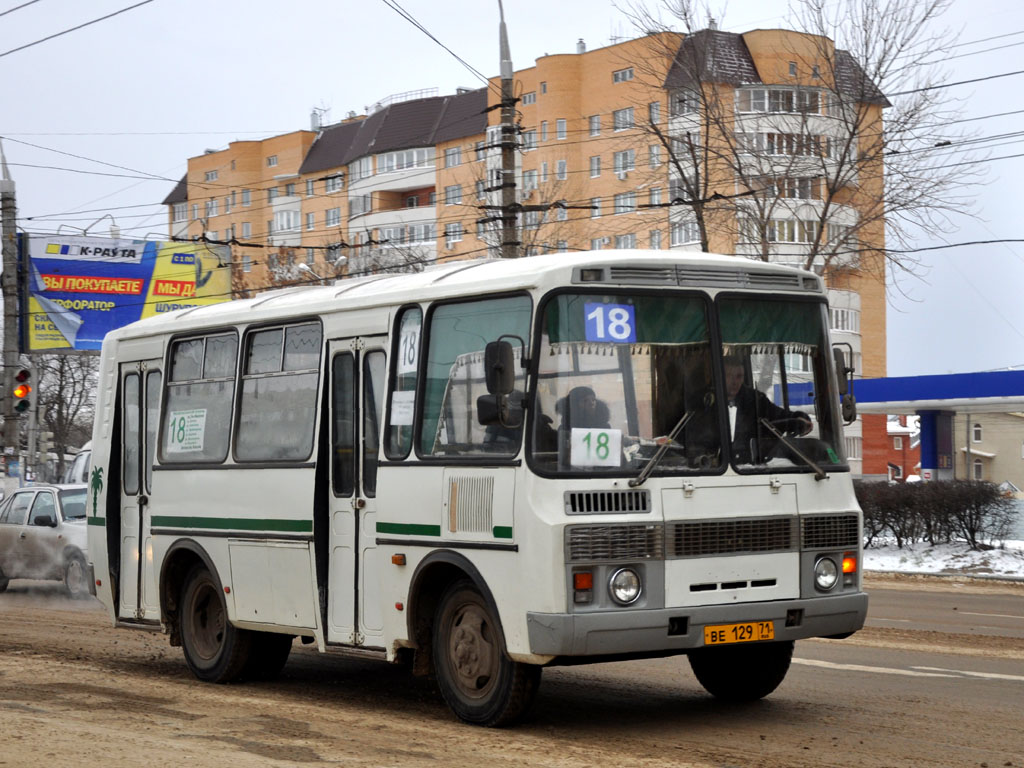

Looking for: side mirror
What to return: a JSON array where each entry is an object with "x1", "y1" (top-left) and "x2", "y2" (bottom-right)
[
  {"x1": 32, "y1": 514, "x2": 56, "y2": 528},
  {"x1": 476, "y1": 392, "x2": 524, "y2": 428},
  {"x1": 842, "y1": 393, "x2": 857, "y2": 425},
  {"x1": 833, "y1": 346, "x2": 850, "y2": 396},
  {"x1": 484, "y1": 340, "x2": 516, "y2": 395}
]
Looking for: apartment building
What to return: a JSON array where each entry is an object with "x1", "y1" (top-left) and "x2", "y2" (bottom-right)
[
  {"x1": 952, "y1": 413, "x2": 1024, "y2": 491},
  {"x1": 163, "y1": 29, "x2": 887, "y2": 467}
]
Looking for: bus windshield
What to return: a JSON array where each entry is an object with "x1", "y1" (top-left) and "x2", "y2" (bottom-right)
[{"x1": 530, "y1": 292, "x2": 845, "y2": 476}]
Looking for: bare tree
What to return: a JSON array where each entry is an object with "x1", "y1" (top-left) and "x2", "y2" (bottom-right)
[
  {"x1": 34, "y1": 353, "x2": 99, "y2": 474},
  {"x1": 615, "y1": 0, "x2": 978, "y2": 279}
]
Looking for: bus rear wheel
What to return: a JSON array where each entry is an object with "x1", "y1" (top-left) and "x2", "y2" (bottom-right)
[
  {"x1": 688, "y1": 640, "x2": 794, "y2": 701},
  {"x1": 432, "y1": 579, "x2": 540, "y2": 726},
  {"x1": 180, "y1": 564, "x2": 251, "y2": 683},
  {"x1": 64, "y1": 551, "x2": 90, "y2": 599}
]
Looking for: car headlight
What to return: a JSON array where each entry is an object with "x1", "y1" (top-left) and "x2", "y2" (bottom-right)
[
  {"x1": 608, "y1": 567, "x2": 642, "y2": 605},
  {"x1": 814, "y1": 557, "x2": 839, "y2": 591}
]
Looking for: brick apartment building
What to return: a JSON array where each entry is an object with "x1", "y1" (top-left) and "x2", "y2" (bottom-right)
[{"x1": 163, "y1": 28, "x2": 889, "y2": 473}]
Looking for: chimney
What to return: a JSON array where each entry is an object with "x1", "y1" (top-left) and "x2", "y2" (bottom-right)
[
  {"x1": 311, "y1": 109, "x2": 321, "y2": 131},
  {"x1": 577, "y1": 38, "x2": 586, "y2": 54}
]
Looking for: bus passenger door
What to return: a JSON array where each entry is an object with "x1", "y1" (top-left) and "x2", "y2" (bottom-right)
[
  {"x1": 327, "y1": 337, "x2": 387, "y2": 647},
  {"x1": 118, "y1": 360, "x2": 162, "y2": 622}
]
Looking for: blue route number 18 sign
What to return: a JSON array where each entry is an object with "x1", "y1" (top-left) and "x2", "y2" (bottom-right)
[{"x1": 584, "y1": 302, "x2": 637, "y2": 343}]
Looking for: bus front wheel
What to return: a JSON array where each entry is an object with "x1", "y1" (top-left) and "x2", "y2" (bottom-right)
[
  {"x1": 432, "y1": 579, "x2": 540, "y2": 726},
  {"x1": 244, "y1": 632, "x2": 293, "y2": 681},
  {"x1": 180, "y1": 564, "x2": 251, "y2": 683},
  {"x1": 688, "y1": 640, "x2": 794, "y2": 701}
]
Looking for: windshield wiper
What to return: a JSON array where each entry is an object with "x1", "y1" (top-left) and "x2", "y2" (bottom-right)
[
  {"x1": 628, "y1": 410, "x2": 694, "y2": 488},
  {"x1": 758, "y1": 418, "x2": 827, "y2": 481}
]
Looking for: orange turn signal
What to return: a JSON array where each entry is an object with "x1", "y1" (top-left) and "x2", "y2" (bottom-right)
[
  {"x1": 573, "y1": 572, "x2": 593, "y2": 590},
  {"x1": 391, "y1": 554, "x2": 406, "y2": 566},
  {"x1": 842, "y1": 555, "x2": 857, "y2": 574}
]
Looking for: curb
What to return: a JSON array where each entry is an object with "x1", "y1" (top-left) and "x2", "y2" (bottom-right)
[{"x1": 865, "y1": 568, "x2": 1024, "y2": 583}]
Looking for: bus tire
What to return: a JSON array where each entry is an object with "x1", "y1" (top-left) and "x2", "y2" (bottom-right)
[
  {"x1": 63, "y1": 551, "x2": 90, "y2": 599},
  {"x1": 0, "y1": 566, "x2": 9, "y2": 593},
  {"x1": 244, "y1": 632, "x2": 293, "y2": 681},
  {"x1": 180, "y1": 564, "x2": 251, "y2": 683},
  {"x1": 432, "y1": 579, "x2": 541, "y2": 726},
  {"x1": 688, "y1": 640, "x2": 794, "y2": 701}
]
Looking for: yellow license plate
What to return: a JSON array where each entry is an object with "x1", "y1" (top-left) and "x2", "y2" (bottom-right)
[{"x1": 703, "y1": 621, "x2": 775, "y2": 646}]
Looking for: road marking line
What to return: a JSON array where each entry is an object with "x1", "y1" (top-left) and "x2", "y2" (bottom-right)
[
  {"x1": 793, "y1": 658, "x2": 959, "y2": 678},
  {"x1": 958, "y1": 611, "x2": 1023, "y2": 620},
  {"x1": 867, "y1": 618, "x2": 912, "y2": 623},
  {"x1": 911, "y1": 666, "x2": 1024, "y2": 682}
]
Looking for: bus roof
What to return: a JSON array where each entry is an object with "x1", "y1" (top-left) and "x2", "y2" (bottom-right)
[{"x1": 108, "y1": 250, "x2": 822, "y2": 341}]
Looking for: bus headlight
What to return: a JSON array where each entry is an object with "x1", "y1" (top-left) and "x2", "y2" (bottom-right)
[
  {"x1": 814, "y1": 557, "x2": 839, "y2": 591},
  {"x1": 609, "y1": 567, "x2": 642, "y2": 605}
]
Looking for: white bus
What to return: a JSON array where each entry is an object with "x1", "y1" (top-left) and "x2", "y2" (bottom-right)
[{"x1": 87, "y1": 251, "x2": 866, "y2": 726}]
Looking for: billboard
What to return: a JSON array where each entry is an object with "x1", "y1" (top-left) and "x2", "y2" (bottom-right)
[{"x1": 20, "y1": 234, "x2": 232, "y2": 352}]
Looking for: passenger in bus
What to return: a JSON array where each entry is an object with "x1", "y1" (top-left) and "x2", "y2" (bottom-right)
[
  {"x1": 724, "y1": 354, "x2": 812, "y2": 463},
  {"x1": 556, "y1": 386, "x2": 611, "y2": 430}
]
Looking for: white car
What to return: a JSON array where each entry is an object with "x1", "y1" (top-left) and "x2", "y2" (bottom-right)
[{"x1": 0, "y1": 484, "x2": 92, "y2": 598}]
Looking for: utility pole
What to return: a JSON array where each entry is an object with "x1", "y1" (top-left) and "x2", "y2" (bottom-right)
[
  {"x1": 1, "y1": 139, "x2": 21, "y2": 456},
  {"x1": 497, "y1": 0, "x2": 519, "y2": 259}
]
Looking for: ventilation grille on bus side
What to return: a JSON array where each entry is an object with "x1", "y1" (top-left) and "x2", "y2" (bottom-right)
[
  {"x1": 599, "y1": 265, "x2": 813, "y2": 291},
  {"x1": 566, "y1": 524, "x2": 664, "y2": 561},
  {"x1": 800, "y1": 514, "x2": 861, "y2": 550},
  {"x1": 447, "y1": 476, "x2": 494, "y2": 533},
  {"x1": 668, "y1": 517, "x2": 798, "y2": 558},
  {"x1": 564, "y1": 490, "x2": 650, "y2": 515}
]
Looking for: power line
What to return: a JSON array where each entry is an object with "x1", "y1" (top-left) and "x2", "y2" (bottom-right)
[
  {"x1": 0, "y1": 0, "x2": 42, "y2": 18},
  {"x1": 888, "y1": 69, "x2": 1024, "y2": 97},
  {"x1": 0, "y1": 0, "x2": 156, "y2": 59}
]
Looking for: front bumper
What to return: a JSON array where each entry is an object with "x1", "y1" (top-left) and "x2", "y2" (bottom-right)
[{"x1": 526, "y1": 591, "x2": 867, "y2": 656}]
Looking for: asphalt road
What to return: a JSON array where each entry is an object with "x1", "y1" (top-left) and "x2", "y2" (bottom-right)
[{"x1": 0, "y1": 574, "x2": 1021, "y2": 768}]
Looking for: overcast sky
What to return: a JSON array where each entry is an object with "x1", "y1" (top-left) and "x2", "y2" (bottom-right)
[{"x1": 1, "y1": 0, "x2": 1021, "y2": 377}]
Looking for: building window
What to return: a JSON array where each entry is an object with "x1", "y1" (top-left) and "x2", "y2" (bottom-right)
[
  {"x1": 671, "y1": 219, "x2": 700, "y2": 245},
  {"x1": 613, "y1": 107, "x2": 634, "y2": 131},
  {"x1": 445, "y1": 184, "x2": 462, "y2": 205},
  {"x1": 267, "y1": 188, "x2": 278, "y2": 202},
  {"x1": 812, "y1": 64, "x2": 821, "y2": 79},
  {"x1": 306, "y1": 179, "x2": 315, "y2": 196},
  {"x1": 613, "y1": 149, "x2": 635, "y2": 175},
  {"x1": 613, "y1": 67, "x2": 634, "y2": 83},
  {"x1": 523, "y1": 210, "x2": 541, "y2": 230},
  {"x1": 205, "y1": 199, "x2": 218, "y2": 218},
  {"x1": 241, "y1": 189, "x2": 251, "y2": 207},
  {"x1": 613, "y1": 191, "x2": 636, "y2": 214},
  {"x1": 540, "y1": 81, "x2": 547, "y2": 94},
  {"x1": 349, "y1": 156, "x2": 373, "y2": 180},
  {"x1": 615, "y1": 233, "x2": 636, "y2": 249},
  {"x1": 475, "y1": 180, "x2": 485, "y2": 200},
  {"x1": 649, "y1": 145, "x2": 661, "y2": 167},
  {"x1": 973, "y1": 423, "x2": 982, "y2": 442},
  {"x1": 889, "y1": 463, "x2": 903, "y2": 481},
  {"x1": 204, "y1": 170, "x2": 218, "y2": 182},
  {"x1": 649, "y1": 229, "x2": 662, "y2": 249},
  {"x1": 445, "y1": 222, "x2": 463, "y2": 247},
  {"x1": 789, "y1": 61, "x2": 797, "y2": 76},
  {"x1": 737, "y1": 87, "x2": 820, "y2": 114},
  {"x1": 541, "y1": 161, "x2": 549, "y2": 182},
  {"x1": 894, "y1": 436, "x2": 903, "y2": 450},
  {"x1": 326, "y1": 207, "x2": 341, "y2": 227},
  {"x1": 306, "y1": 212, "x2": 315, "y2": 231},
  {"x1": 172, "y1": 203, "x2": 187, "y2": 222},
  {"x1": 376, "y1": 148, "x2": 432, "y2": 173},
  {"x1": 475, "y1": 141, "x2": 486, "y2": 161},
  {"x1": 973, "y1": 459, "x2": 983, "y2": 480},
  {"x1": 242, "y1": 254, "x2": 252, "y2": 273},
  {"x1": 266, "y1": 155, "x2": 278, "y2": 167},
  {"x1": 556, "y1": 159, "x2": 567, "y2": 180},
  {"x1": 241, "y1": 222, "x2": 251, "y2": 238},
  {"x1": 325, "y1": 175, "x2": 344, "y2": 193},
  {"x1": 589, "y1": 115, "x2": 600, "y2": 136},
  {"x1": 556, "y1": 118, "x2": 567, "y2": 139},
  {"x1": 191, "y1": 203, "x2": 199, "y2": 220},
  {"x1": 522, "y1": 130, "x2": 537, "y2": 151},
  {"x1": 831, "y1": 307, "x2": 861, "y2": 333},
  {"x1": 522, "y1": 91, "x2": 536, "y2": 105},
  {"x1": 648, "y1": 101, "x2": 661, "y2": 124},
  {"x1": 589, "y1": 155, "x2": 601, "y2": 177},
  {"x1": 671, "y1": 90, "x2": 699, "y2": 115},
  {"x1": 556, "y1": 240, "x2": 567, "y2": 251},
  {"x1": 444, "y1": 147, "x2": 462, "y2": 168},
  {"x1": 590, "y1": 238, "x2": 604, "y2": 251},
  {"x1": 649, "y1": 187, "x2": 662, "y2": 206},
  {"x1": 274, "y1": 210, "x2": 299, "y2": 232},
  {"x1": 284, "y1": 183, "x2": 295, "y2": 197},
  {"x1": 590, "y1": 198, "x2": 601, "y2": 218},
  {"x1": 556, "y1": 200, "x2": 568, "y2": 221},
  {"x1": 540, "y1": 121, "x2": 548, "y2": 142},
  {"x1": 522, "y1": 170, "x2": 538, "y2": 191}
]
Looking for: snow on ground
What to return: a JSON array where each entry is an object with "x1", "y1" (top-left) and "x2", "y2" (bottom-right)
[{"x1": 864, "y1": 539, "x2": 1024, "y2": 578}]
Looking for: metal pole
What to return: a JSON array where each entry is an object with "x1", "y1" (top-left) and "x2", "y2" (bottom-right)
[
  {"x1": 497, "y1": 0, "x2": 518, "y2": 259},
  {"x1": 1, "y1": 139, "x2": 21, "y2": 457}
]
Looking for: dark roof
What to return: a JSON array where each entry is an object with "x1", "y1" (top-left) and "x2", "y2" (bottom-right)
[
  {"x1": 162, "y1": 174, "x2": 187, "y2": 205},
  {"x1": 664, "y1": 29, "x2": 889, "y2": 106},
  {"x1": 664, "y1": 29, "x2": 761, "y2": 89},
  {"x1": 298, "y1": 87, "x2": 488, "y2": 175}
]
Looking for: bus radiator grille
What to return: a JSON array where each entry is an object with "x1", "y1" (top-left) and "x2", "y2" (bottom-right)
[
  {"x1": 667, "y1": 516, "x2": 798, "y2": 558},
  {"x1": 800, "y1": 514, "x2": 860, "y2": 550},
  {"x1": 564, "y1": 490, "x2": 650, "y2": 515},
  {"x1": 565, "y1": 523, "x2": 664, "y2": 562}
]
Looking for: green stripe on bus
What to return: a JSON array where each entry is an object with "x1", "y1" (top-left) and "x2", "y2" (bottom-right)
[
  {"x1": 150, "y1": 516, "x2": 312, "y2": 533},
  {"x1": 376, "y1": 521, "x2": 442, "y2": 536},
  {"x1": 87, "y1": 517, "x2": 106, "y2": 527},
  {"x1": 493, "y1": 526, "x2": 513, "y2": 539}
]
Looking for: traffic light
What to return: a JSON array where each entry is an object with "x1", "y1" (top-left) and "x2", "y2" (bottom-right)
[
  {"x1": 13, "y1": 368, "x2": 31, "y2": 413},
  {"x1": 39, "y1": 430, "x2": 53, "y2": 456}
]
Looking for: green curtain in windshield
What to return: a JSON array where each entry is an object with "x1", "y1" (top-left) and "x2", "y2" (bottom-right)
[
  {"x1": 719, "y1": 299, "x2": 824, "y2": 346},
  {"x1": 545, "y1": 294, "x2": 708, "y2": 344}
]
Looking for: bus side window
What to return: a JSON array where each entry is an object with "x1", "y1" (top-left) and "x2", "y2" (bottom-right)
[{"x1": 385, "y1": 307, "x2": 421, "y2": 460}]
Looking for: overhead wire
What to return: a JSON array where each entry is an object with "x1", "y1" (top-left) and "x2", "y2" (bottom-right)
[{"x1": 0, "y1": 0, "x2": 156, "y2": 59}]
